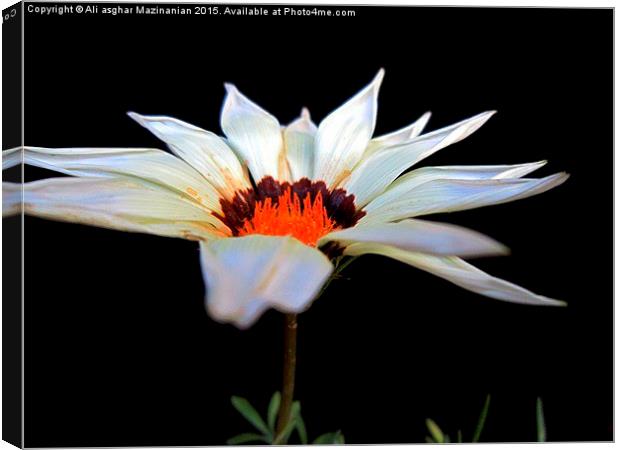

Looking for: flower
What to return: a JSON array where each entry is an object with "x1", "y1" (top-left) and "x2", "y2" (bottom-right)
[{"x1": 2, "y1": 69, "x2": 569, "y2": 328}]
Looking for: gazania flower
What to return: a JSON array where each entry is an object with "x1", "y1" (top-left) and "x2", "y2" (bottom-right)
[{"x1": 2, "y1": 69, "x2": 568, "y2": 328}]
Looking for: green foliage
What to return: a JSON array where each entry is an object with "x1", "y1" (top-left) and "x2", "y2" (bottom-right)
[
  {"x1": 536, "y1": 397, "x2": 546, "y2": 442},
  {"x1": 426, "y1": 395, "x2": 550, "y2": 443},
  {"x1": 425, "y1": 395, "x2": 491, "y2": 444},
  {"x1": 229, "y1": 393, "x2": 344, "y2": 445},
  {"x1": 313, "y1": 430, "x2": 345, "y2": 444},
  {"x1": 295, "y1": 408, "x2": 308, "y2": 445},
  {"x1": 230, "y1": 392, "x2": 550, "y2": 444},
  {"x1": 226, "y1": 433, "x2": 270, "y2": 445},
  {"x1": 267, "y1": 392, "x2": 281, "y2": 433},
  {"x1": 231, "y1": 396, "x2": 271, "y2": 437},
  {"x1": 426, "y1": 395, "x2": 491, "y2": 443},
  {"x1": 472, "y1": 394, "x2": 491, "y2": 443},
  {"x1": 426, "y1": 419, "x2": 446, "y2": 443}
]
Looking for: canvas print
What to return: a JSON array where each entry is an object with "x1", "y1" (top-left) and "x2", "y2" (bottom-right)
[{"x1": 1, "y1": 2, "x2": 612, "y2": 447}]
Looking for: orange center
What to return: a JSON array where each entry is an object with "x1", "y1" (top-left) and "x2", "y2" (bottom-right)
[{"x1": 238, "y1": 187, "x2": 337, "y2": 246}]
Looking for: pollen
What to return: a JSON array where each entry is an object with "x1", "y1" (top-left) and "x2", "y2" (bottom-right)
[{"x1": 238, "y1": 187, "x2": 337, "y2": 246}]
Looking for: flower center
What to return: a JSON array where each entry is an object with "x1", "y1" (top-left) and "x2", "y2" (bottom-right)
[
  {"x1": 215, "y1": 176, "x2": 366, "y2": 248},
  {"x1": 237, "y1": 187, "x2": 336, "y2": 246}
]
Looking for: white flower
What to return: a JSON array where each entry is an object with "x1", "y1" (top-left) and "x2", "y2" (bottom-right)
[{"x1": 2, "y1": 70, "x2": 569, "y2": 328}]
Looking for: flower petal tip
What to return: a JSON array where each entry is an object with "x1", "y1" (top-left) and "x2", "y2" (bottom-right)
[
  {"x1": 481, "y1": 110, "x2": 497, "y2": 120},
  {"x1": 369, "y1": 68, "x2": 385, "y2": 92},
  {"x1": 497, "y1": 243, "x2": 511, "y2": 257},
  {"x1": 521, "y1": 296, "x2": 567, "y2": 307},
  {"x1": 126, "y1": 111, "x2": 145, "y2": 125},
  {"x1": 416, "y1": 111, "x2": 432, "y2": 133},
  {"x1": 223, "y1": 83, "x2": 244, "y2": 107},
  {"x1": 375, "y1": 67, "x2": 386, "y2": 82},
  {"x1": 544, "y1": 298, "x2": 567, "y2": 307},
  {"x1": 466, "y1": 110, "x2": 496, "y2": 126},
  {"x1": 454, "y1": 110, "x2": 496, "y2": 134},
  {"x1": 300, "y1": 107, "x2": 311, "y2": 120},
  {"x1": 536, "y1": 159, "x2": 548, "y2": 166},
  {"x1": 221, "y1": 83, "x2": 243, "y2": 116},
  {"x1": 474, "y1": 238, "x2": 510, "y2": 258},
  {"x1": 553, "y1": 172, "x2": 571, "y2": 185}
]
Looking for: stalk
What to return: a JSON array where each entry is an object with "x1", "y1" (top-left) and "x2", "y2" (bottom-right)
[{"x1": 275, "y1": 313, "x2": 298, "y2": 435}]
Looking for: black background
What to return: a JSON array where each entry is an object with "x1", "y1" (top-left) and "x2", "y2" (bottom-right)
[{"x1": 11, "y1": 4, "x2": 613, "y2": 446}]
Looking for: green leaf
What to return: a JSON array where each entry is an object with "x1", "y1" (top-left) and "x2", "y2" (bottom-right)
[
  {"x1": 267, "y1": 391, "x2": 281, "y2": 432},
  {"x1": 295, "y1": 411, "x2": 308, "y2": 444},
  {"x1": 335, "y1": 431, "x2": 345, "y2": 444},
  {"x1": 536, "y1": 397, "x2": 546, "y2": 442},
  {"x1": 313, "y1": 432, "x2": 334, "y2": 444},
  {"x1": 472, "y1": 394, "x2": 491, "y2": 443},
  {"x1": 313, "y1": 430, "x2": 343, "y2": 445},
  {"x1": 226, "y1": 433, "x2": 269, "y2": 445},
  {"x1": 230, "y1": 396, "x2": 270, "y2": 436},
  {"x1": 457, "y1": 429, "x2": 463, "y2": 443},
  {"x1": 426, "y1": 418, "x2": 444, "y2": 443},
  {"x1": 424, "y1": 436, "x2": 435, "y2": 444}
]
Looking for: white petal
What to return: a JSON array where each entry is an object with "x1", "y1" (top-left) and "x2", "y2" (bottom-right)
[
  {"x1": 345, "y1": 243, "x2": 565, "y2": 306},
  {"x1": 342, "y1": 111, "x2": 496, "y2": 207},
  {"x1": 127, "y1": 113, "x2": 250, "y2": 198},
  {"x1": 284, "y1": 108, "x2": 317, "y2": 181},
  {"x1": 6, "y1": 178, "x2": 226, "y2": 240},
  {"x1": 365, "y1": 161, "x2": 548, "y2": 214},
  {"x1": 200, "y1": 235, "x2": 333, "y2": 328},
  {"x1": 314, "y1": 69, "x2": 385, "y2": 187},
  {"x1": 363, "y1": 111, "x2": 431, "y2": 157},
  {"x1": 9, "y1": 146, "x2": 222, "y2": 212},
  {"x1": 220, "y1": 84, "x2": 284, "y2": 182},
  {"x1": 2, "y1": 147, "x2": 21, "y2": 169},
  {"x1": 320, "y1": 219, "x2": 508, "y2": 258},
  {"x1": 362, "y1": 172, "x2": 569, "y2": 224}
]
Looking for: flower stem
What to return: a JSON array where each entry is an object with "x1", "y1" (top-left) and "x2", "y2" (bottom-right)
[
  {"x1": 273, "y1": 256, "x2": 358, "y2": 438},
  {"x1": 276, "y1": 313, "x2": 298, "y2": 436}
]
